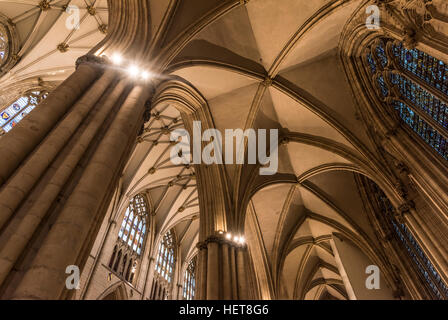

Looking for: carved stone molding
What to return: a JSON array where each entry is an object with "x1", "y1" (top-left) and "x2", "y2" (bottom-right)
[
  {"x1": 394, "y1": 200, "x2": 415, "y2": 222},
  {"x1": 196, "y1": 234, "x2": 247, "y2": 250}
]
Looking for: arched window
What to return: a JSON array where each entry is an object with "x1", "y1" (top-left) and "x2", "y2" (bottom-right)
[
  {"x1": 155, "y1": 229, "x2": 175, "y2": 284},
  {"x1": 109, "y1": 194, "x2": 149, "y2": 283},
  {"x1": 364, "y1": 39, "x2": 448, "y2": 160},
  {"x1": 0, "y1": 91, "x2": 48, "y2": 134},
  {"x1": 183, "y1": 256, "x2": 197, "y2": 300},
  {"x1": 118, "y1": 194, "x2": 149, "y2": 255},
  {"x1": 362, "y1": 177, "x2": 448, "y2": 299}
]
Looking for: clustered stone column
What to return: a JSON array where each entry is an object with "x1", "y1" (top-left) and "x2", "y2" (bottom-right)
[
  {"x1": 196, "y1": 234, "x2": 253, "y2": 300},
  {"x1": 0, "y1": 55, "x2": 153, "y2": 299}
]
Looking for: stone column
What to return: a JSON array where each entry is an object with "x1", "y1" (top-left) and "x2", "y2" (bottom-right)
[
  {"x1": 0, "y1": 57, "x2": 102, "y2": 186},
  {"x1": 236, "y1": 247, "x2": 249, "y2": 299},
  {"x1": 197, "y1": 234, "x2": 252, "y2": 300},
  {"x1": 221, "y1": 242, "x2": 232, "y2": 299},
  {"x1": 10, "y1": 78, "x2": 152, "y2": 299},
  {"x1": 196, "y1": 243, "x2": 208, "y2": 300},
  {"x1": 206, "y1": 241, "x2": 219, "y2": 299},
  {"x1": 0, "y1": 65, "x2": 118, "y2": 230},
  {"x1": 0, "y1": 77, "x2": 129, "y2": 287},
  {"x1": 229, "y1": 245, "x2": 239, "y2": 299}
]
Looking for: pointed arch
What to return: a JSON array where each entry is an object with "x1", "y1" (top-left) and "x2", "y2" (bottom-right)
[{"x1": 97, "y1": 282, "x2": 129, "y2": 300}]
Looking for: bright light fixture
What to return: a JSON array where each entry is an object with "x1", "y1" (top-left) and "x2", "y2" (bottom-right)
[
  {"x1": 239, "y1": 237, "x2": 245, "y2": 244},
  {"x1": 111, "y1": 53, "x2": 123, "y2": 65},
  {"x1": 226, "y1": 233, "x2": 232, "y2": 240},
  {"x1": 141, "y1": 71, "x2": 150, "y2": 80},
  {"x1": 128, "y1": 65, "x2": 140, "y2": 78}
]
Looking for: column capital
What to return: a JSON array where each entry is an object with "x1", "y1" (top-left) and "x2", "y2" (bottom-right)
[
  {"x1": 197, "y1": 235, "x2": 247, "y2": 250},
  {"x1": 196, "y1": 241, "x2": 208, "y2": 251},
  {"x1": 76, "y1": 54, "x2": 109, "y2": 69}
]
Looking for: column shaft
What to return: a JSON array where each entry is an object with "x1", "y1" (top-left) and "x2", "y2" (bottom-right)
[
  {"x1": 11, "y1": 84, "x2": 150, "y2": 299},
  {"x1": 197, "y1": 237, "x2": 253, "y2": 300},
  {"x1": 197, "y1": 247, "x2": 207, "y2": 300},
  {"x1": 236, "y1": 248, "x2": 248, "y2": 299},
  {"x1": 229, "y1": 245, "x2": 238, "y2": 299},
  {"x1": 206, "y1": 241, "x2": 219, "y2": 299},
  {"x1": 221, "y1": 243, "x2": 232, "y2": 299},
  {"x1": 0, "y1": 69, "x2": 116, "y2": 231},
  {"x1": 0, "y1": 63, "x2": 100, "y2": 186},
  {"x1": 0, "y1": 78, "x2": 128, "y2": 286}
]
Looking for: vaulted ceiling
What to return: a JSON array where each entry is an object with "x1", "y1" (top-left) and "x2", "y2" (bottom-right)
[
  {"x1": 105, "y1": 0, "x2": 391, "y2": 299},
  {"x1": 0, "y1": 0, "x2": 399, "y2": 299},
  {"x1": 0, "y1": 0, "x2": 108, "y2": 85},
  {"x1": 149, "y1": 0, "x2": 391, "y2": 300},
  {"x1": 245, "y1": 170, "x2": 383, "y2": 300}
]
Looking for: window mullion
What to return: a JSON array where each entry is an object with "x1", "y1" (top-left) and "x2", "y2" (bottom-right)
[
  {"x1": 399, "y1": 223, "x2": 448, "y2": 299},
  {"x1": 387, "y1": 45, "x2": 448, "y2": 105},
  {"x1": 381, "y1": 68, "x2": 448, "y2": 141},
  {"x1": 392, "y1": 96, "x2": 448, "y2": 142},
  {"x1": 392, "y1": 220, "x2": 447, "y2": 299}
]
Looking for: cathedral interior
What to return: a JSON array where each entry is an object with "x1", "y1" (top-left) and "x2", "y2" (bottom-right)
[{"x1": 0, "y1": 0, "x2": 447, "y2": 301}]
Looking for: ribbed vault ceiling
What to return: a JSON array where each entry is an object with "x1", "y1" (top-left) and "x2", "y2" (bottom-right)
[
  {"x1": 0, "y1": 0, "x2": 108, "y2": 84},
  {"x1": 116, "y1": 0, "x2": 389, "y2": 300},
  {"x1": 0, "y1": 0, "x2": 398, "y2": 299}
]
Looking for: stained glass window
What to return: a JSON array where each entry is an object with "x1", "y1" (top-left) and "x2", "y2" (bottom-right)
[
  {"x1": 183, "y1": 256, "x2": 197, "y2": 300},
  {"x1": 118, "y1": 194, "x2": 149, "y2": 255},
  {"x1": 367, "y1": 53, "x2": 377, "y2": 74},
  {"x1": 155, "y1": 230, "x2": 175, "y2": 283},
  {"x1": 392, "y1": 100, "x2": 448, "y2": 159},
  {"x1": 390, "y1": 73, "x2": 448, "y2": 129},
  {"x1": 0, "y1": 23, "x2": 8, "y2": 65},
  {"x1": 392, "y1": 43, "x2": 448, "y2": 95},
  {"x1": 0, "y1": 91, "x2": 48, "y2": 134},
  {"x1": 365, "y1": 39, "x2": 448, "y2": 161},
  {"x1": 375, "y1": 41, "x2": 388, "y2": 68},
  {"x1": 366, "y1": 179, "x2": 448, "y2": 299},
  {"x1": 109, "y1": 194, "x2": 149, "y2": 283},
  {"x1": 377, "y1": 75, "x2": 389, "y2": 97}
]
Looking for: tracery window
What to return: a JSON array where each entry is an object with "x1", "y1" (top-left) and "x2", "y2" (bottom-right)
[
  {"x1": 0, "y1": 91, "x2": 48, "y2": 134},
  {"x1": 155, "y1": 229, "x2": 175, "y2": 284},
  {"x1": 118, "y1": 194, "x2": 148, "y2": 255},
  {"x1": 108, "y1": 194, "x2": 149, "y2": 283},
  {"x1": 182, "y1": 256, "x2": 197, "y2": 300},
  {"x1": 364, "y1": 39, "x2": 448, "y2": 160},
  {"x1": 364, "y1": 178, "x2": 448, "y2": 300}
]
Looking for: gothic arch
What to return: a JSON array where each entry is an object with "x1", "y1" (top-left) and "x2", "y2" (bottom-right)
[{"x1": 97, "y1": 282, "x2": 129, "y2": 300}]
